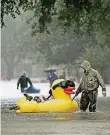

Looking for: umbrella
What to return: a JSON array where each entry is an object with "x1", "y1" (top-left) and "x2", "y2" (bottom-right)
[
  {"x1": 25, "y1": 86, "x2": 40, "y2": 94},
  {"x1": 44, "y1": 68, "x2": 56, "y2": 73}
]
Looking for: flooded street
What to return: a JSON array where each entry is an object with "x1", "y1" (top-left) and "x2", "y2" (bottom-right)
[
  {"x1": 1, "y1": 99, "x2": 110, "y2": 135},
  {"x1": 1, "y1": 0, "x2": 110, "y2": 133},
  {"x1": 1, "y1": 112, "x2": 110, "y2": 135},
  {"x1": 1, "y1": 0, "x2": 110, "y2": 134},
  {"x1": 1, "y1": 81, "x2": 110, "y2": 135}
]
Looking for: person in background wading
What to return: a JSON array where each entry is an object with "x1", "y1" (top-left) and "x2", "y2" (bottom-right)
[{"x1": 17, "y1": 71, "x2": 33, "y2": 93}]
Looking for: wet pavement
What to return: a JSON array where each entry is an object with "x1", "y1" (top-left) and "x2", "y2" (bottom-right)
[{"x1": 1, "y1": 97, "x2": 110, "y2": 135}]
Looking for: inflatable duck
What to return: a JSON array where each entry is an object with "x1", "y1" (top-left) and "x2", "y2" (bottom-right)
[{"x1": 16, "y1": 79, "x2": 78, "y2": 113}]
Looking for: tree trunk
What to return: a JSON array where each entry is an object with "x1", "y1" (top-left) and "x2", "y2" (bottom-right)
[
  {"x1": 99, "y1": 68, "x2": 107, "y2": 84},
  {"x1": 67, "y1": 63, "x2": 71, "y2": 77},
  {"x1": 3, "y1": 57, "x2": 14, "y2": 80},
  {"x1": 103, "y1": 68, "x2": 110, "y2": 84},
  {"x1": 6, "y1": 63, "x2": 14, "y2": 80}
]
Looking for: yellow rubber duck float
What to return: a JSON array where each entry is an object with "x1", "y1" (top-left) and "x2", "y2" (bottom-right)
[{"x1": 16, "y1": 79, "x2": 78, "y2": 113}]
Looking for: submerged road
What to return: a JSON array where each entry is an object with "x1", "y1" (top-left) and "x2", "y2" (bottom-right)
[{"x1": 1, "y1": 97, "x2": 110, "y2": 135}]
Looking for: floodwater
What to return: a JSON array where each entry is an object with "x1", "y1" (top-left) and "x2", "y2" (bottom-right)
[{"x1": 1, "y1": 81, "x2": 110, "y2": 135}]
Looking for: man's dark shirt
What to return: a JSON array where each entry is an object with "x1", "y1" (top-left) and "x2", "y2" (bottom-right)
[{"x1": 17, "y1": 75, "x2": 32, "y2": 89}]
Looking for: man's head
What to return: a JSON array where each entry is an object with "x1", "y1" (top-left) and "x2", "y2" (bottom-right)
[
  {"x1": 22, "y1": 71, "x2": 27, "y2": 77},
  {"x1": 48, "y1": 72, "x2": 52, "y2": 75},
  {"x1": 80, "y1": 61, "x2": 91, "y2": 75}
]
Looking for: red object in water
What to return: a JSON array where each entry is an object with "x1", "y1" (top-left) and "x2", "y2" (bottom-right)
[
  {"x1": 64, "y1": 87, "x2": 75, "y2": 95},
  {"x1": 32, "y1": 80, "x2": 38, "y2": 83},
  {"x1": 2, "y1": 76, "x2": 7, "y2": 81}
]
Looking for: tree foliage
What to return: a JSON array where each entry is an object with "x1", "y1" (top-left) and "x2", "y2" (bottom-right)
[
  {"x1": 1, "y1": 0, "x2": 110, "y2": 34},
  {"x1": 1, "y1": 0, "x2": 110, "y2": 81},
  {"x1": 1, "y1": 15, "x2": 36, "y2": 79},
  {"x1": 80, "y1": 44, "x2": 110, "y2": 74},
  {"x1": 30, "y1": 28, "x2": 98, "y2": 66}
]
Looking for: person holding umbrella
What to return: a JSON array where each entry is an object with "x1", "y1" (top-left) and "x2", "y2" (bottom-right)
[{"x1": 44, "y1": 68, "x2": 58, "y2": 87}]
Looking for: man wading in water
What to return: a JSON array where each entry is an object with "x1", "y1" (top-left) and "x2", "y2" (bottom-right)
[
  {"x1": 17, "y1": 71, "x2": 33, "y2": 93},
  {"x1": 74, "y1": 61, "x2": 106, "y2": 112}
]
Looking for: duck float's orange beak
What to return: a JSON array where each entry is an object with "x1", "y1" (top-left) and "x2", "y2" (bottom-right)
[{"x1": 64, "y1": 87, "x2": 75, "y2": 95}]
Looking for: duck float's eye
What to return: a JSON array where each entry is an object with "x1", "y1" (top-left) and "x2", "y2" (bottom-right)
[
  {"x1": 52, "y1": 81, "x2": 67, "y2": 90},
  {"x1": 60, "y1": 81, "x2": 68, "y2": 88},
  {"x1": 52, "y1": 80, "x2": 75, "y2": 93}
]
